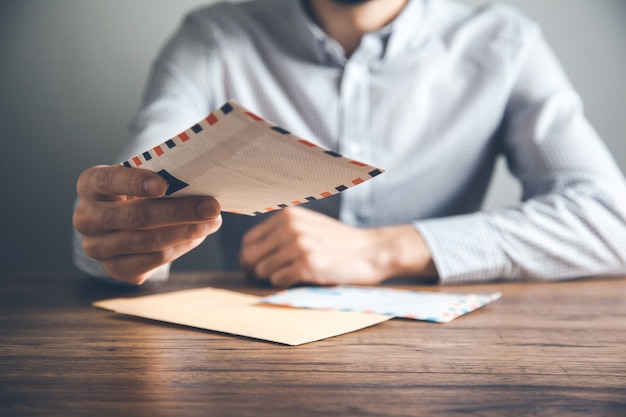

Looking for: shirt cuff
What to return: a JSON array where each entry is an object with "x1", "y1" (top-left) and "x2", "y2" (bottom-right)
[{"x1": 414, "y1": 213, "x2": 510, "y2": 285}]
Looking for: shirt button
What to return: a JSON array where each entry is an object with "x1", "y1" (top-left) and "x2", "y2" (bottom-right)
[
  {"x1": 347, "y1": 65, "x2": 365, "y2": 79},
  {"x1": 348, "y1": 143, "x2": 362, "y2": 156}
]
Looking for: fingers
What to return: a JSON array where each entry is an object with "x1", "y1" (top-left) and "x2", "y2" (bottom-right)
[
  {"x1": 247, "y1": 251, "x2": 322, "y2": 288},
  {"x1": 100, "y1": 237, "x2": 208, "y2": 285},
  {"x1": 77, "y1": 165, "x2": 167, "y2": 200},
  {"x1": 250, "y1": 242, "x2": 298, "y2": 279},
  {"x1": 73, "y1": 164, "x2": 225, "y2": 285},
  {"x1": 266, "y1": 262, "x2": 311, "y2": 288},
  {"x1": 240, "y1": 208, "x2": 324, "y2": 286},
  {"x1": 240, "y1": 212, "x2": 296, "y2": 275},
  {"x1": 241, "y1": 208, "x2": 286, "y2": 244},
  {"x1": 73, "y1": 196, "x2": 221, "y2": 234},
  {"x1": 82, "y1": 217, "x2": 222, "y2": 260},
  {"x1": 240, "y1": 207, "x2": 310, "y2": 262}
]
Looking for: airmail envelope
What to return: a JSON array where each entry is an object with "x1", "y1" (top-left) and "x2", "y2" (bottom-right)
[{"x1": 121, "y1": 100, "x2": 384, "y2": 216}]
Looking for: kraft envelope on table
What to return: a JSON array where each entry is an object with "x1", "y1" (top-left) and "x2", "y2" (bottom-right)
[
  {"x1": 122, "y1": 99, "x2": 384, "y2": 216},
  {"x1": 93, "y1": 288, "x2": 391, "y2": 346}
]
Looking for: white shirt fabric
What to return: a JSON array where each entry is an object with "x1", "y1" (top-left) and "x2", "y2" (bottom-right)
[{"x1": 73, "y1": 0, "x2": 626, "y2": 285}]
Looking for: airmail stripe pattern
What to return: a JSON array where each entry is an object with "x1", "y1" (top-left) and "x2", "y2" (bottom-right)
[{"x1": 120, "y1": 99, "x2": 385, "y2": 216}]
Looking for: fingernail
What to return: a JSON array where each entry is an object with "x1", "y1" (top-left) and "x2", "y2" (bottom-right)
[
  {"x1": 143, "y1": 178, "x2": 164, "y2": 196},
  {"x1": 198, "y1": 199, "x2": 219, "y2": 219}
]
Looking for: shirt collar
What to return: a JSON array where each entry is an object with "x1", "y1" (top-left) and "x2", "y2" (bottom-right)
[{"x1": 290, "y1": 0, "x2": 427, "y2": 65}]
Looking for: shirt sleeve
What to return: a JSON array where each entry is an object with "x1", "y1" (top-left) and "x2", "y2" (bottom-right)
[
  {"x1": 415, "y1": 31, "x2": 626, "y2": 285},
  {"x1": 123, "y1": 11, "x2": 224, "y2": 160}
]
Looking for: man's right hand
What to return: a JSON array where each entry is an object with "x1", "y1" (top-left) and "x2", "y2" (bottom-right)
[{"x1": 73, "y1": 165, "x2": 222, "y2": 285}]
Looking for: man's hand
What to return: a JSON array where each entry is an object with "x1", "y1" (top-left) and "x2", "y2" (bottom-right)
[
  {"x1": 73, "y1": 165, "x2": 222, "y2": 285},
  {"x1": 240, "y1": 206, "x2": 436, "y2": 287}
]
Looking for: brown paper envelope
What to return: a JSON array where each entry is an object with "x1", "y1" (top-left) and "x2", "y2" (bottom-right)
[{"x1": 93, "y1": 287, "x2": 390, "y2": 346}]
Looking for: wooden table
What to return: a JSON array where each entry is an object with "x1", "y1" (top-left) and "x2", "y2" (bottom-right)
[{"x1": 1, "y1": 272, "x2": 625, "y2": 416}]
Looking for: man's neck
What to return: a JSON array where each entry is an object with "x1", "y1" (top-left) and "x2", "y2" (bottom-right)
[{"x1": 305, "y1": 0, "x2": 409, "y2": 57}]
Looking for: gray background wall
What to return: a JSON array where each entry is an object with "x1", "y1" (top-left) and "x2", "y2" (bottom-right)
[{"x1": 1, "y1": 0, "x2": 625, "y2": 274}]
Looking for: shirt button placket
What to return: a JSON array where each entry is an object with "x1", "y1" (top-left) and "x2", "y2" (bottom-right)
[{"x1": 338, "y1": 60, "x2": 371, "y2": 226}]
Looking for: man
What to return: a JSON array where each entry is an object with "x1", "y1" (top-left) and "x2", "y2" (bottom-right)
[{"x1": 73, "y1": 0, "x2": 626, "y2": 287}]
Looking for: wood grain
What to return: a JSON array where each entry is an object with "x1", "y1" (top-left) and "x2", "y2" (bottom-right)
[{"x1": 1, "y1": 272, "x2": 625, "y2": 416}]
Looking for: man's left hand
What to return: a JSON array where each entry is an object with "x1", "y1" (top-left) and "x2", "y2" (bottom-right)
[{"x1": 239, "y1": 206, "x2": 436, "y2": 287}]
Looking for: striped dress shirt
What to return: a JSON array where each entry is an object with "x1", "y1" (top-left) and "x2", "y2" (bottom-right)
[{"x1": 74, "y1": 0, "x2": 626, "y2": 285}]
